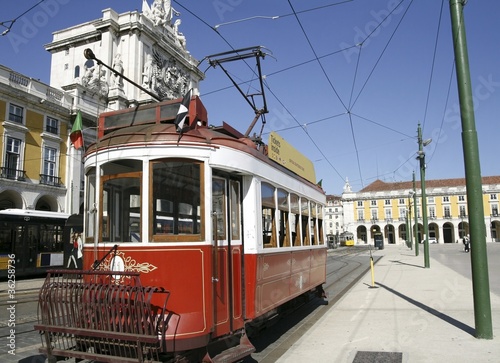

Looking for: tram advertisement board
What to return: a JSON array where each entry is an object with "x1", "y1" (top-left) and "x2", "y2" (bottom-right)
[{"x1": 268, "y1": 132, "x2": 316, "y2": 184}]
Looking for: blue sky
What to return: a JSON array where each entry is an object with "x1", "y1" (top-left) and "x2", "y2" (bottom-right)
[{"x1": 1, "y1": 1, "x2": 500, "y2": 195}]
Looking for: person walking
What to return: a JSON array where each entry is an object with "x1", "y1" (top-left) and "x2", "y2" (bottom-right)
[{"x1": 463, "y1": 234, "x2": 470, "y2": 253}]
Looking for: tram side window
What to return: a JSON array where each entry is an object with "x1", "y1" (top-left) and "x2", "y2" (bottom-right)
[
  {"x1": 261, "y1": 182, "x2": 276, "y2": 248},
  {"x1": 301, "y1": 198, "x2": 310, "y2": 246},
  {"x1": 290, "y1": 193, "x2": 301, "y2": 246},
  {"x1": 310, "y1": 202, "x2": 317, "y2": 245},
  {"x1": 317, "y1": 204, "x2": 325, "y2": 245},
  {"x1": 152, "y1": 160, "x2": 202, "y2": 242},
  {"x1": 277, "y1": 188, "x2": 290, "y2": 247}
]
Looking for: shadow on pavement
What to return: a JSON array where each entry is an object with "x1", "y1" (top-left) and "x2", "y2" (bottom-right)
[{"x1": 375, "y1": 282, "x2": 475, "y2": 336}]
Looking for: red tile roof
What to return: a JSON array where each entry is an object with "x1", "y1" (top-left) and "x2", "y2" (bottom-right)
[{"x1": 358, "y1": 176, "x2": 500, "y2": 193}]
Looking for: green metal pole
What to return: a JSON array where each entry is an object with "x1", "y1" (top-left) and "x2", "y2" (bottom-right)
[
  {"x1": 413, "y1": 172, "x2": 419, "y2": 257},
  {"x1": 417, "y1": 124, "x2": 430, "y2": 268},
  {"x1": 449, "y1": 0, "x2": 492, "y2": 339},
  {"x1": 407, "y1": 196, "x2": 413, "y2": 250},
  {"x1": 405, "y1": 214, "x2": 410, "y2": 249}
]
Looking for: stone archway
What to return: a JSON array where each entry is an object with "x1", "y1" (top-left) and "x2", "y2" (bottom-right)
[
  {"x1": 384, "y1": 224, "x2": 396, "y2": 244},
  {"x1": 429, "y1": 222, "x2": 439, "y2": 242},
  {"x1": 34, "y1": 195, "x2": 59, "y2": 211},
  {"x1": 490, "y1": 220, "x2": 500, "y2": 242},
  {"x1": 443, "y1": 222, "x2": 455, "y2": 243},
  {"x1": 357, "y1": 225, "x2": 368, "y2": 244},
  {"x1": 0, "y1": 190, "x2": 24, "y2": 209}
]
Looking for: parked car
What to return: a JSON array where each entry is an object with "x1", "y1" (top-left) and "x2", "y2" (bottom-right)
[{"x1": 420, "y1": 237, "x2": 438, "y2": 244}]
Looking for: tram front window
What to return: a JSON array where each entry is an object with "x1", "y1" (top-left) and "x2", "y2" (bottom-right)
[
  {"x1": 101, "y1": 176, "x2": 141, "y2": 243},
  {"x1": 100, "y1": 159, "x2": 143, "y2": 243},
  {"x1": 152, "y1": 160, "x2": 202, "y2": 241}
]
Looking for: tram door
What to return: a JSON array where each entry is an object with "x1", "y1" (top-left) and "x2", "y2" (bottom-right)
[{"x1": 212, "y1": 174, "x2": 243, "y2": 335}]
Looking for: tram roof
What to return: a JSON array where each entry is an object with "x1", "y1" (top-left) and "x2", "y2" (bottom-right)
[{"x1": 91, "y1": 97, "x2": 323, "y2": 193}]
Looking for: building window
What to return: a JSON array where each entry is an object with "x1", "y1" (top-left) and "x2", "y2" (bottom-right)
[
  {"x1": 357, "y1": 201, "x2": 363, "y2": 207},
  {"x1": 385, "y1": 209, "x2": 392, "y2": 220},
  {"x1": 384, "y1": 199, "x2": 391, "y2": 205},
  {"x1": 399, "y1": 198, "x2": 405, "y2": 205},
  {"x1": 459, "y1": 205, "x2": 467, "y2": 217},
  {"x1": 4, "y1": 137, "x2": 22, "y2": 178},
  {"x1": 429, "y1": 207, "x2": 436, "y2": 219},
  {"x1": 357, "y1": 210, "x2": 364, "y2": 221},
  {"x1": 458, "y1": 195, "x2": 465, "y2": 202},
  {"x1": 443, "y1": 196, "x2": 450, "y2": 203},
  {"x1": 41, "y1": 146, "x2": 58, "y2": 185},
  {"x1": 444, "y1": 206, "x2": 451, "y2": 218},
  {"x1": 8, "y1": 104, "x2": 23, "y2": 123},
  {"x1": 428, "y1": 196, "x2": 434, "y2": 203},
  {"x1": 491, "y1": 194, "x2": 497, "y2": 201},
  {"x1": 371, "y1": 200, "x2": 377, "y2": 206},
  {"x1": 492, "y1": 205, "x2": 499, "y2": 217},
  {"x1": 371, "y1": 211, "x2": 378, "y2": 221},
  {"x1": 46, "y1": 116, "x2": 59, "y2": 135}
]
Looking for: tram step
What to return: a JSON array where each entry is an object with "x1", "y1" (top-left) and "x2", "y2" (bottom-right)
[{"x1": 203, "y1": 333, "x2": 255, "y2": 363}]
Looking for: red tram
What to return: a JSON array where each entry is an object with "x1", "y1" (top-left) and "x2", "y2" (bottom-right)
[{"x1": 36, "y1": 95, "x2": 327, "y2": 363}]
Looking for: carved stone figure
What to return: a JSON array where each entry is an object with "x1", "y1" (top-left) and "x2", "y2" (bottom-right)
[
  {"x1": 142, "y1": 0, "x2": 179, "y2": 27},
  {"x1": 141, "y1": 46, "x2": 189, "y2": 100},
  {"x1": 173, "y1": 19, "x2": 186, "y2": 49},
  {"x1": 110, "y1": 53, "x2": 124, "y2": 88},
  {"x1": 142, "y1": 53, "x2": 153, "y2": 90}
]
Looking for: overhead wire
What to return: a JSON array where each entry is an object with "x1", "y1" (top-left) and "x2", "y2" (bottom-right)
[
  {"x1": 421, "y1": 0, "x2": 446, "y2": 132},
  {"x1": 0, "y1": 0, "x2": 46, "y2": 35},
  {"x1": 177, "y1": 0, "x2": 455, "y2": 191}
]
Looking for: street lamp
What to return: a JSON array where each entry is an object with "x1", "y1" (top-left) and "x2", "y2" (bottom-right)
[
  {"x1": 417, "y1": 123, "x2": 431, "y2": 268},
  {"x1": 407, "y1": 191, "x2": 414, "y2": 250}
]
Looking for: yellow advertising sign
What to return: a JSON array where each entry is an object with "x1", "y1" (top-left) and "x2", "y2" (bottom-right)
[{"x1": 268, "y1": 132, "x2": 316, "y2": 184}]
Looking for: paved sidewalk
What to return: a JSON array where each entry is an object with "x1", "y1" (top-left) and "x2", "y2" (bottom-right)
[{"x1": 276, "y1": 244, "x2": 500, "y2": 363}]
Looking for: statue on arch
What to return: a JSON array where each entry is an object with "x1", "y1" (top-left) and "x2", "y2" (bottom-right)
[{"x1": 142, "y1": 0, "x2": 180, "y2": 27}]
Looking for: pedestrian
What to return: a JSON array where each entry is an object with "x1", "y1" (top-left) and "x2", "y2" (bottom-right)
[{"x1": 463, "y1": 234, "x2": 470, "y2": 253}]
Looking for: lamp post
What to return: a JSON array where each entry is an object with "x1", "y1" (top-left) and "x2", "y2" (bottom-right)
[
  {"x1": 407, "y1": 192, "x2": 414, "y2": 250},
  {"x1": 449, "y1": 0, "x2": 492, "y2": 339},
  {"x1": 412, "y1": 172, "x2": 419, "y2": 257},
  {"x1": 416, "y1": 124, "x2": 430, "y2": 268}
]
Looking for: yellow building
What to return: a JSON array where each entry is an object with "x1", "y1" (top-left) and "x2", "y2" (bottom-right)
[
  {"x1": 0, "y1": 65, "x2": 80, "y2": 212},
  {"x1": 340, "y1": 177, "x2": 500, "y2": 245}
]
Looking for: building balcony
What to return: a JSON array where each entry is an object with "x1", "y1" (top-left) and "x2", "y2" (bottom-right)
[
  {"x1": 39, "y1": 174, "x2": 63, "y2": 187},
  {"x1": 0, "y1": 167, "x2": 26, "y2": 181}
]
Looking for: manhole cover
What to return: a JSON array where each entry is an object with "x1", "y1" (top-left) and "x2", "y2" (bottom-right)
[{"x1": 353, "y1": 351, "x2": 403, "y2": 363}]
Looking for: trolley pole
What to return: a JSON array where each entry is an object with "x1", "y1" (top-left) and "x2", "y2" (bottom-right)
[
  {"x1": 449, "y1": 0, "x2": 492, "y2": 339},
  {"x1": 413, "y1": 172, "x2": 419, "y2": 257}
]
